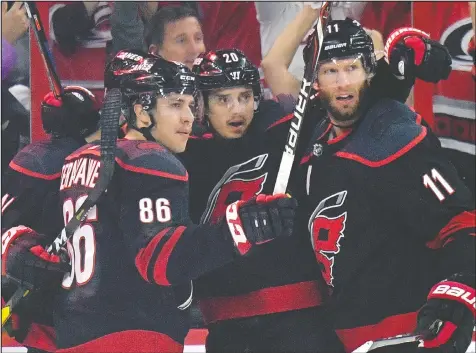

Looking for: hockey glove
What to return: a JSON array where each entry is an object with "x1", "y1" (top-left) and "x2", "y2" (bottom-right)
[
  {"x1": 1, "y1": 226, "x2": 69, "y2": 290},
  {"x1": 1, "y1": 279, "x2": 32, "y2": 342},
  {"x1": 41, "y1": 86, "x2": 100, "y2": 139},
  {"x1": 415, "y1": 273, "x2": 475, "y2": 353},
  {"x1": 225, "y1": 194, "x2": 297, "y2": 256},
  {"x1": 385, "y1": 27, "x2": 452, "y2": 83},
  {"x1": 2, "y1": 278, "x2": 56, "y2": 347},
  {"x1": 50, "y1": 2, "x2": 93, "y2": 56}
]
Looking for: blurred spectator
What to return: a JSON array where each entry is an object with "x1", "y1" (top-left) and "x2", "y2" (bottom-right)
[
  {"x1": 359, "y1": 1, "x2": 411, "y2": 40},
  {"x1": 260, "y1": 3, "x2": 385, "y2": 99},
  {"x1": 111, "y1": 3, "x2": 204, "y2": 69},
  {"x1": 145, "y1": 5, "x2": 205, "y2": 69},
  {"x1": 199, "y1": 2, "x2": 261, "y2": 67},
  {"x1": 50, "y1": 1, "x2": 111, "y2": 56},
  {"x1": 257, "y1": 2, "x2": 384, "y2": 98},
  {"x1": 2, "y1": 1, "x2": 29, "y2": 80},
  {"x1": 2, "y1": 1, "x2": 30, "y2": 176},
  {"x1": 256, "y1": 2, "x2": 309, "y2": 86},
  {"x1": 256, "y1": 2, "x2": 370, "y2": 83},
  {"x1": 330, "y1": 1, "x2": 367, "y2": 21},
  {"x1": 110, "y1": 2, "x2": 147, "y2": 57},
  {"x1": 258, "y1": 2, "x2": 319, "y2": 97},
  {"x1": 110, "y1": 2, "x2": 262, "y2": 69}
]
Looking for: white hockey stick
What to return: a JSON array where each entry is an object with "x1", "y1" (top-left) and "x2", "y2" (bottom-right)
[{"x1": 273, "y1": 1, "x2": 331, "y2": 194}]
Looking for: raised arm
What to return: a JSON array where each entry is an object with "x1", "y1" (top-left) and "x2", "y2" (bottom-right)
[{"x1": 260, "y1": 4, "x2": 320, "y2": 98}]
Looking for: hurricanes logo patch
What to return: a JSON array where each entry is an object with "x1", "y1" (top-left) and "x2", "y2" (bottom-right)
[{"x1": 440, "y1": 18, "x2": 473, "y2": 72}]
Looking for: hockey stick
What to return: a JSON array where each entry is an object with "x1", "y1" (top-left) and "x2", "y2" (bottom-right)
[
  {"x1": 273, "y1": 1, "x2": 331, "y2": 194},
  {"x1": 23, "y1": 1, "x2": 64, "y2": 98},
  {"x1": 1, "y1": 88, "x2": 122, "y2": 326},
  {"x1": 352, "y1": 333, "x2": 423, "y2": 352}
]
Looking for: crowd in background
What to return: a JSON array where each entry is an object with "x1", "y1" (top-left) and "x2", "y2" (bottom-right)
[{"x1": 2, "y1": 1, "x2": 475, "y2": 188}]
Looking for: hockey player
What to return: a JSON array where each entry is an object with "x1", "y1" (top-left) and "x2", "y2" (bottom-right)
[
  {"x1": 176, "y1": 33, "x2": 456, "y2": 351},
  {"x1": 1, "y1": 86, "x2": 100, "y2": 353},
  {"x1": 179, "y1": 48, "x2": 345, "y2": 353},
  {"x1": 8, "y1": 50, "x2": 295, "y2": 353},
  {"x1": 297, "y1": 18, "x2": 475, "y2": 353}
]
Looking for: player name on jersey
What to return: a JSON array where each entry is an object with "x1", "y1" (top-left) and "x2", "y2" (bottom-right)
[{"x1": 60, "y1": 157, "x2": 100, "y2": 191}]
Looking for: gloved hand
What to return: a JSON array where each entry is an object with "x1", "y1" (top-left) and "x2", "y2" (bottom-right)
[
  {"x1": 50, "y1": 2, "x2": 92, "y2": 56},
  {"x1": 224, "y1": 194, "x2": 297, "y2": 255},
  {"x1": 385, "y1": 27, "x2": 452, "y2": 83},
  {"x1": 1, "y1": 226, "x2": 69, "y2": 290},
  {"x1": 41, "y1": 85, "x2": 100, "y2": 138},
  {"x1": 1, "y1": 278, "x2": 31, "y2": 342},
  {"x1": 415, "y1": 273, "x2": 475, "y2": 353},
  {"x1": 51, "y1": 2, "x2": 111, "y2": 56}
]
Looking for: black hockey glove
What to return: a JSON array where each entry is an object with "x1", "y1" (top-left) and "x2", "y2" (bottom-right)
[
  {"x1": 1, "y1": 226, "x2": 69, "y2": 290},
  {"x1": 224, "y1": 194, "x2": 297, "y2": 256},
  {"x1": 414, "y1": 273, "x2": 475, "y2": 353},
  {"x1": 41, "y1": 86, "x2": 100, "y2": 139},
  {"x1": 385, "y1": 27, "x2": 452, "y2": 83},
  {"x1": 51, "y1": 2, "x2": 93, "y2": 56},
  {"x1": 2, "y1": 277, "x2": 56, "y2": 345}
]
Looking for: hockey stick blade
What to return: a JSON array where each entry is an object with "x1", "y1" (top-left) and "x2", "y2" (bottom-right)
[
  {"x1": 24, "y1": 1, "x2": 63, "y2": 97},
  {"x1": 2, "y1": 89, "x2": 122, "y2": 327},
  {"x1": 352, "y1": 333, "x2": 422, "y2": 353},
  {"x1": 273, "y1": 1, "x2": 331, "y2": 194}
]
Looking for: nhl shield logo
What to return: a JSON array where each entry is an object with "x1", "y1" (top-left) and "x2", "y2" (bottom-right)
[{"x1": 313, "y1": 143, "x2": 323, "y2": 157}]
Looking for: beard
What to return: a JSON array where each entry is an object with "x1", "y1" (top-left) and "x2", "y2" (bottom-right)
[{"x1": 319, "y1": 81, "x2": 370, "y2": 126}]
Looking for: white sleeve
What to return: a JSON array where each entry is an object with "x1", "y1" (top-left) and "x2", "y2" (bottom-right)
[
  {"x1": 254, "y1": 2, "x2": 290, "y2": 24},
  {"x1": 330, "y1": 2, "x2": 367, "y2": 21},
  {"x1": 255, "y1": 2, "x2": 314, "y2": 81}
]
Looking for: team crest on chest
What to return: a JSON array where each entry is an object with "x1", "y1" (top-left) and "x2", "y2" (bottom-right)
[
  {"x1": 201, "y1": 154, "x2": 269, "y2": 224},
  {"x1": 308, "y1": 191, "x2": 348, "y2": 287}
]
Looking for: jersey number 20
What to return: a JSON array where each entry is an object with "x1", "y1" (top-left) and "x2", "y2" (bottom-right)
[{"x1": 61, "y1": 195, "x2": 97, "y2": 288}]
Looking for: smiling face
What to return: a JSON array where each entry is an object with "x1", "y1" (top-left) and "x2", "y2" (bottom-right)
[
  {"x1": 207, "y1": 86, "x2": 255, "y2": 139},
  {"x1": 152, "y1": 17, "x2": 206, "y2": 69},
  {"x1": 134, "y1": 93, "x2": 196, "y2": 153},
  {"x1": 316, "y1": 55, "x2": 370, "y2": 126}
]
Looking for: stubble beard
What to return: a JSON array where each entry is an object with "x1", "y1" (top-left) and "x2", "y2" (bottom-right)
[{"x1": 320, "y1": 82, "x2": 369, "y2": 126}]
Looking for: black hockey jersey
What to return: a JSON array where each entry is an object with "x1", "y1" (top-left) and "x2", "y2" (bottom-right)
[
  {"x1": 297, "y1": 99, "x2": 475, "y2": 353},
  {"x1": 179, "y1": 100, "x2": 326, "y2": 325},
  {"x1": 55, "y1": 139, "x2": 239, "y2": 351},
  {"x1": 1, "y1": 137, "x2": 83, "y2": 235},
  {"x1": 177, "y1": 58, "x2": 419, "y2": 326},
  {"x1": 1, "y1": 137, "x2": 83, "y2": 352}
]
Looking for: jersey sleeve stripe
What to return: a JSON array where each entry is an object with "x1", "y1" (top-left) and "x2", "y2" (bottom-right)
[
  {"x1": 146, "y1": 228, "x2": 176, "y2": 284},
  {"x1": 426, "y1": 210, "x2": 476, "y2": 249},
  {"x1": 135, "y1": 227, "x2": 173, "y2": 282},
  {"x1": 152, "y1": 226, "x2": 187, "y2": 286},
  {"x1": 116, "y1": 158, "x2": 189, "y2": 182},
  {"x1": 9, "y1": 161, "x2": 62, "y2": 180}
]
